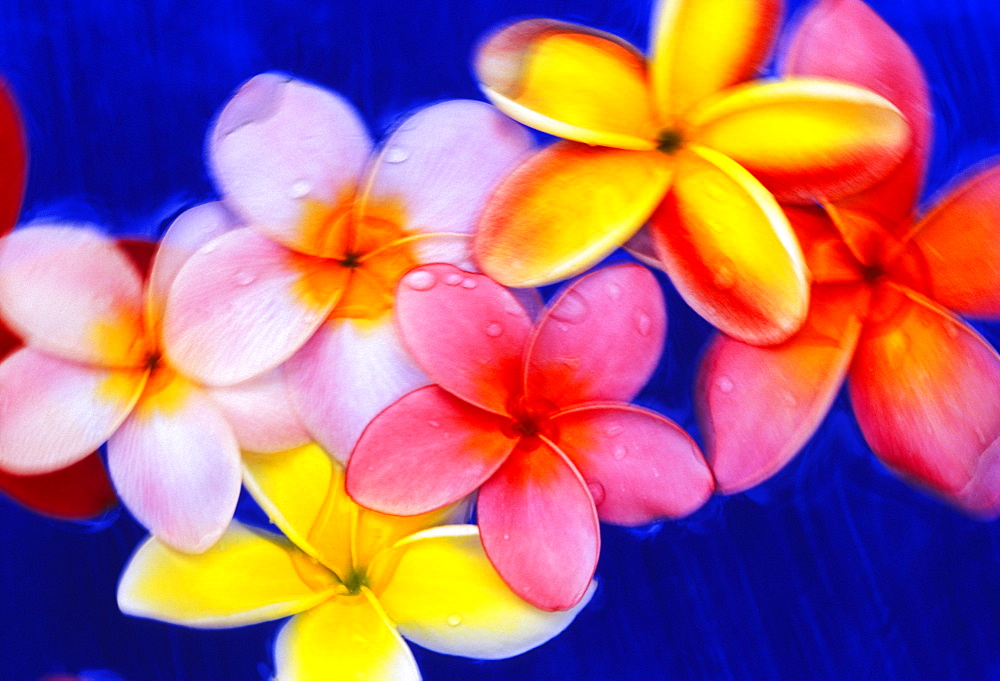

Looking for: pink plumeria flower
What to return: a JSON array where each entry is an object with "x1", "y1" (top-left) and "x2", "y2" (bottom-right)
[
  {"x1": 0, "y1": 211, "x2": 310, "y2": 552},
  {"x1": 161, "y1": 73, "x2": 534, "y2": 460},
  {"x1": 346, "y1": 263, "x2": 714, "y2": 611}
]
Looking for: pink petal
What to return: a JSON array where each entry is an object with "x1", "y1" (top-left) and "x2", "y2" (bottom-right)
[
  {"x1": 0, "y1": 225, "x2": 148, "y2": 367},
  {"x1": 478, "y1": 441, "x2": 599, "y2": 611},
  {"x1": 162, "y1": 227, "x2": 348, "y2": 386},
  {"x1": 285, "y1": 317, "x2": 428, "y2": 462},
  {"x1": 108, "y1": 376, "x2": 242, "y2": 553},
  {"x1": 526, "y1": 264, "x2": 665, "y2": 407},
  {"x1": 395, "y1": 264, "x2": 533, "y2": 415},
  {"x1": 208, "y1": 73, "x2": 372, "y2": 252},
  {"x1": 549, "y1": 404, "x2": 712, "y2": 524},
  {"x1": 346, "y1": 385, "x2": 517, "y2": 515},
  {"x1": 0, "y1": 348, "x2": 145, "y2": 474},
  {"x1": 206, "y1": 367, "x2": 310, "y2": 454},
  {"x1": 698, "y1": 283, "x2": 869, "y2": 493}
]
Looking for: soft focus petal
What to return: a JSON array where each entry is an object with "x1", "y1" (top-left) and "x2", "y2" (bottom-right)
[
  {"x1": 651, "y1": 0, "x2": 782, "y2": 117},
  {"x1": 208, "y1": 73, "x2": 371, "y2": 253},
  {"x1": 550, "y1": 404, "x2": 712, "y2": 524},
  {"x1": 786, "y1": 205, "x2": 862, "y2": 284},
  {"x1": 0, "y1": 80, "x2": 26, "y2": 236},
  {"x1": 850, "y1": 285, "x2": 1000, "y2": 511},
  {"x1": 162, "y1": 227, "x2": 349, "y2": 385},
  {"x1": 395, "y1": 264, "x2": 532, "y2": 414},
  {"x1": 206, "y1": 367, "x2": 310, "y2": 454},
  {"x1": 651, "y1": 146, "x2": 809, "y2": 345},
  {"x1": 689, "y1": 79, "x2": 910, "y2": 203},
  {"x1": 285, "y1": 317, "x2": 428, "y2": 462},
  {"x1": 0, "y1": 348, "x2": 145, "y2": 474},
  {"x1": 906, "y1": 163, "x2": 1000, "y2": 318},
  {"x1": 118, "y1": 523, "x2": 332, "y2": 628},
  {"x1": 478, "y1": 442, "x2": 599, "y2": 611},
  {"x1": 372, "y1": 525, "x2": 593, "y2": 659},
  {"x1": 347, "y1": 386, "x2": 518, "y2": 515},
  {"x1": 526, "y1": 265, "x2": 665, "y2": 407},
  {"x1": 108, "y1": 373, "x2": 242, "y2": 553},
  {"x1": 699, "y1": 283, "x2": 869, "y2": 493},
  {"x1": 0, "y1": 453, "x2": 117, "y2": 520},
  {"x1": 275, "y1": 590, "x2": 420, "y2": 681},
  {"x1": 782, "y1": 0, "x2": 931, "y2": 223},
  {"x1": 0, "y1": 225, "x2": 148, "y2": 367},
  {"x1": 622, "y1": 227, "x2": 663, "y2": 269},
  {"x1": 476, "y1": 142, "x2": 673, "y2": 287},
  {"x1": 474, "y1": 19, "x2": 657, "y2": 149}
]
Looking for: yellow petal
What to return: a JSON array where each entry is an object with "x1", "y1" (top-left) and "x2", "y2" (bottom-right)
[
  {"x1": 651, "y1": 0, "x2": 783, "y2": 117},
  {"x1": 688, "y1": 78, "x2": 910, "y2": 203},
  {"x1": 117, "y1": 522, "x2": 334, "y2": 628},
  {"x1": 353, "y1": 499, "x2": 471, "y2": 573},
  {"x1": 476, "y1": 141, "x2": 674, "y2": 287},
  {"x1": 475, "y1": 19, "x2": 658, "y2": 149},
  {"x1": 274, "y1": 588, "x2": 420, "y2": 681},
  {"x1": 370, "y1": 525, "x2": 594, "y2": 660}
]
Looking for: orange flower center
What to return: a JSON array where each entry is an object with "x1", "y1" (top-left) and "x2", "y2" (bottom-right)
[
  {"x1": 503, "y1": 395, "x2": 560, "y2": 447},
  {"x1": 656, "y1": 127, "x2": 684, "y2": 155}
]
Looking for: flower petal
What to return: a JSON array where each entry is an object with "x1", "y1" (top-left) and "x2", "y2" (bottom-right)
[
  {"x1": 526, "y1": 265, "x2": 665, "y2": 407},
  {"x1": 786, "y1": 205, "x2": 862, "y2": 284},
  {"x1": 285, "y1": 317, "x2": 428, "y2": 461},
  {"x1": 782, "y1": 0, "x2": 931, "y2": 223},
  {"x1": 650, "y1": 0, "x2": 782, "y2": 117},
  {"x1": 274, "y1": 590, "x2": 420, "y2": 681},
  {"x1": 477, "y1": 441, "x2": 599, "y2": 611},
  {"x1": 372, "y1": 524, "x2": 593, "y2": 659},
  {"x1": 346, "y1": 386, "x2": 517, "y2": 515},
  {"x1": 476, "y1": 141, "x2": 674, "y2": 288},
  {"x1": 550, "y1": 404, "x2": 711, "y2": 524},
  {"x1": 0, "y1": 225, "x2": 148, "y2": 367},
  {"x1": 906, "y1": 163, "x2": 1000, "y2": 318},
  {"x1": 474, "y1": 19, "x2": 657, "y2": 149},
  {"x1": 117, "y1": 522, "x2": 332, "y2": 628},
  {"x1": 849, "y1": 285, "x2": 1000, "y2": 513},
  {"x1": 0, "y1": 80, "x2": 27, "y2": 236},
  {"x1": 689, "y1": 79, "x2": 910, "y2": 203},
  {"x1": 0, "y1": 453, "x2": 117, "y2": 520},
  {"x1": 0, "y1": 348, "x2": 145, "y2": 474},
  {"x1": 353, "y1": 502, "x2": 472, "y2": 576},
  {"x1": 162, "y1": 227, "x2": 349, "y2": 385},
  {"x1": 208, "y1": 73, "x2": 372, "y2": 253},
  {"x1": 206, "y1": 367, "x2": 310, "y2": 454},
  {"x1": 698, "y1": 283, "x2": 869, "y2": 493},
  {"x1": 650, "y1": 145, "x2": 809, "y2": 345},
  {"x1": 108, "y1": 373, "x2": 242, "y2": 553},
  {"x1": 395, "y1": 264, "x2": 532, "y2": 414}
]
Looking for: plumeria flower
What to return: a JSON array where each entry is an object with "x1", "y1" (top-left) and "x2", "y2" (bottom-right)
[
  {"x1": 0, "y1": 208, "x2": 310, "y2": 550},
  {"x1": 698, "y1": 0, "x2": 1000, "y2": 516},
  {"x1": 472, "y1": 0, "x2": 914, "y2": 346},
  {"x1": 161, "y1": 73, "x2": 533, "y2": 460},
  {"x1": 347, "y1": 263, "x2": 713, "y2": 611},
  {"x1": 118, "y1": 442, "x2": 591, "y2": 680}
]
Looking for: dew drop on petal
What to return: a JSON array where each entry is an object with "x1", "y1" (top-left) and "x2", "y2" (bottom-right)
[
  {"x1": 634, "y1": 309, "x2": 652, "y2": 336},
  {"x1": 550, "y1": 290, "x2": 589, "y2": 324},
  {"x1": 717, "y1": 376, "x2": 734, "y2": 394},
  {"x1": 460, "y1": 277, "x2": 478, "y2": 289},
  {"x1": 202, "y1": 242, "x2": 218, "y2": 255},
  {"x1": 290, "y1": 180, "x2": 311, "y2": 199},
  {"x1": 447, "y1": 615, "x2": 462, "y2": 627},
  {"x1": 444, "y1": 272, "x2": 463, "y2": 286},
  {"x1": 613, "y1": 445, "x2": 628, "y2": 461},
  {"x1": 502, "y1": 533, "x2": 510, "y2": 540},
  {"x1": 587, "y1": 481, "x2": 606, "y2": 505},
  {"x1": 485, "y1": 322, "x2": 503, "y2": 338},
  {"x1": 235, "y1": 270, "x2": 256, "y2": 286},
  {"x1": 944, "y1": 321, "x2": 959, "y2": 339},
  {"x1": 604, "y1": 422, "x2": 623, "y2": 437},
  {"x1": 404, "y1": 269, "x2": 436, "y2": 291},
  {"x1": 782, "y1": 390, "x2": 798, "y2": 407},
  {"x1": 606, "y1": 282, "x2": 623, "y2": 300},
  {"x1": 384, "y1": 146, "x2": 409, "y2": 163},
  {"x1": 427, "y1": 420, "x2": 440, "y2": 428},
  {"x1": 714, "y1": 265, "x2": 736, "y2": 290}
]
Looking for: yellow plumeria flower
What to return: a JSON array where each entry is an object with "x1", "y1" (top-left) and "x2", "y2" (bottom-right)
[{"x1": 117, "y1": 443, "x2": 592, "y2": 679}]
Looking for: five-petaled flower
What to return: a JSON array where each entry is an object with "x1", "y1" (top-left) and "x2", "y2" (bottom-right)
[
  {"x1": 472, "y1": 0, "x2": 912, "y2": 346},
  {"x1": 346, "y1": 263, "x2": 713, "y2": 611},
  {"x1": 698, "y1": 0, "x2": 1000, "y2": 516},
  {"x1": 118, "y1": 443, "x2": 591, "y2": 680},
  {"x1": 161, "y1": 73, "x2": 534, "y2": 460}
]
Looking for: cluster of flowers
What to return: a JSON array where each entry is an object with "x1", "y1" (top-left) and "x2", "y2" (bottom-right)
[{"x1": 1, "y1": 0, "x2": 998, "y2": 678}]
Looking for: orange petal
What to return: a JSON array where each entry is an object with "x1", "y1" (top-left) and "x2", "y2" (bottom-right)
[
  {"x1": 474, "y1": 19, "x2": 658, "y2": 149},
  {"x1": 785, "y1": 205, "x2": 862, "y2": 284},
  {"x1": 650, "y1": 145, "x2": 808, "y2": 345},
  {"x1": 689, "y1": 78, "x2": 910, "y2": 203},
  {"x1": 650, "y1": 0, "x2": 783, "y2": 118},
  {"x1": 475, "y1": 142, "x2": 673, "y2": 287}
]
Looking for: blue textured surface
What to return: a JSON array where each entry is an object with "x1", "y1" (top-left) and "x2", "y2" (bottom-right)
[{"x1": 1, "y1": 1, "x2": 999, "y2": 679}]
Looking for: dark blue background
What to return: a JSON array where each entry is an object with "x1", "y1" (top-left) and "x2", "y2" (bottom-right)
[{"x1": 1, "y1": 1, "x2": 999, "y2": 679}]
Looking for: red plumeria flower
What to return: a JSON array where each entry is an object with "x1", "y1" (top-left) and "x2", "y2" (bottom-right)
[
  {"x1": 698, "y1": 0, "x2": 1000, "y2": 516},
  {"x1": 347, "y1": 263, "x2": 713, "y2": 611}
]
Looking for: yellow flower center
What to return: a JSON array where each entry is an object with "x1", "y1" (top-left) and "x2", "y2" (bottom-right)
[{"x1": 655, "y1": 127, "x2": 685, "y2": 155}]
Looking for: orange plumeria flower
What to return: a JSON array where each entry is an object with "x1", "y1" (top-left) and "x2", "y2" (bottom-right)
[{"x1": 473, "y1": 0, "x2": 911, "y2": 345}]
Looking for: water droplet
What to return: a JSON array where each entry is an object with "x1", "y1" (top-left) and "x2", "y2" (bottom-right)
[
  {"x1": 202, "y1": 242, "x2": 218, "y2": 254},
  {"x1": 290, "y1": 180, "x2": 311, "y2": 198},
  {"x1": 945, "y1": 322, "x2": 959, "y2": 339},
  {"x1": 444, "y1": 272, "x2": 463, "y2": 286},
  {"x1": 427, "y1": 420, "x2": 440, "y2": 428},
  {"x1": 502, "y1": 533, "x2": 510, "y2": 540},
  {"x1": 235, "y1": 270, "x2": 256, "y2": 286},
  {"x1": 782, "y1": 391, "x2": 798, "y2": 407},
  {"x1": 550, "y1": 290, "x2": 590, "y2": 324},
  {"x1": 404, "y1": 269, "x2": 436, "y2": 291},
  {"x1": 588, "y1": 482, "x2": 606, "y2": 505},
  {"x1": 717, "y1": 376, "x2": 734, "y2": 394},
  {"x1": 652, "y1": 468, "x2": 661, "y2": 478},
  {"x1": 714, "y1": 266, "x2": 736, "y2": 290},
  {"x1": 634, "y1": 310, "x2": 652, "y2": 336},
  {"x1": 384, "y1": 146, "x2": 409, "y2": 163},
  {"x1": 604, "y1": 422, "x2": 623, "y2": 437},
  {"x1": 447, "y1": 615, "x2": 462, "y2": 627},
  {"x1": 706, "y1": 182, "x2": 729, "y2": 203},
  {"x1": 485, "y1": 322, "x2": 503, "y2": 337},
  {"x1": 460, "y1": 277, "x2": 478, "y2": 289},
  {"x1": 606, "y1": 282, "x2": 623, "y2": 300},
  {"x1": 613, "y1": 445, "x2": 628, "y2": 461}
]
